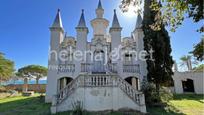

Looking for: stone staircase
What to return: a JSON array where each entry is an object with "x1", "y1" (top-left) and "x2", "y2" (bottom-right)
[{"x1": 51, "y1": 74, "x2": 146, "y2": 113}]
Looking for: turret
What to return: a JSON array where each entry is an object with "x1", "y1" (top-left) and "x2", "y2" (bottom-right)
[
  {"x1": 49, "y1": 9, "x2": 64, "y2": 65},
  {"x1": 134, "y1": 13, "x2": 142, "y2": 31},
  {"x1": 132, "y1": 13, "x2": 147, "y2": 81},
  {"x1": 46, "y1": 9, "x2": 64, "y2": 102},
  {"x1": 96, "y1": 0, "x2": 104, "y2": 18},
  {"x1": 110, "y1": 9, "x2": 122, "y2": 51},
  {"x1": 76, "y1": 9, "x2": 88, "y2": 53},
  {"x1": 91, "y1": 0, "x2": 109, "y2": 35},
  {"x1": 132, "y1": 13, "x2": 143, "y2": 51}
]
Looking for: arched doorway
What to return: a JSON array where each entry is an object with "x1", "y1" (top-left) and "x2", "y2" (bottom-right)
[
  {"x1": 182, "y1": 79, "x2": 195, "y2": 93},
  {"x1": 125, "y1": 77, "x2": 140, "y2": 90},
  {"x1": 58, "y1": 77, "x2": 73, "y2": 91},
  {"x1": 93, "y1": 50, "x2": 105, "y2": 73}
]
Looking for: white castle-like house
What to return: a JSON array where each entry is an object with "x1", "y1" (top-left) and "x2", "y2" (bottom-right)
[{"x1": 46, "y1": 0, "x2": 147, "y2": 113}]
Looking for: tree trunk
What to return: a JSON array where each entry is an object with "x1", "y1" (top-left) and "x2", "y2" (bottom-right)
[
  {"x1": 36, "y1": 77, "x2": 40, "y2": 93},
  {"x1": 155, "y1": 83, "x2": 160, "y2": 96},
  {"x1": 36, "y1": 77, "x2": 39, "y2": 84},
  {"x1": 23, "y1": 78, "x2": 28, "y2": 92}
]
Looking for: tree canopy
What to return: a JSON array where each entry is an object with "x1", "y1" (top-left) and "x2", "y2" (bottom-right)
[
  {"x1": 120, "y1": 0, "x2": 203, "y2": 32},
  {"x1": 143, "y1": 0, "x2": 174, "y2": 96},
  {"x1": 0, "y1": 53, "x2": 15, "y2": 83},
  {"x1": 193, "y1": 64, "x2": 204, "y2": 72},
  {"x1": 190, "y1": 38, "x2": 204, "y2": 61},
  {"x1": 17, "y1": 65, "x2": 48, "y2": 84}
]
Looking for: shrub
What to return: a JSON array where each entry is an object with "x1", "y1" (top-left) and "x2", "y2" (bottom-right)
[
  {"x1": 0, "y1": 86, "x2": 7, "y2": 92},
  {"x1": 72, "y1": 100, "x2": 83, "y2": 115},
  {"x1": 141, "y1": 80, "x2": 173, "y2": 105},
  {"x1": 160, "y1": 87, "x2": 173, "y2": 103}
]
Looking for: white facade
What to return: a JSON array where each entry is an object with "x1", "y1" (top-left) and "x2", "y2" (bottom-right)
[{"x1": 46, "y1": 0, "x2": 147, "y2": 114}]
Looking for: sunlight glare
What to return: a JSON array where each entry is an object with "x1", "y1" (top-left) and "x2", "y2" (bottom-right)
[{"x1": 123, "y1": 5, "x2": 137, "y2": 18}]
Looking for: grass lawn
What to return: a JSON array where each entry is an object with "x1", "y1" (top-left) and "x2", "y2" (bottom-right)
[
  {"x1": 0, "y1": 94, "x2": 51, "y2": 115},
  {"x1": 147, "y1": 94, "x2": 204, "y2": 115},
  {"x1": 0, "y1": 94, "x2": 203, "y2": 115}
]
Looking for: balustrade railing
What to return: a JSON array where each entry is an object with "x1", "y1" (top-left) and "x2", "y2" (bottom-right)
[
  {"x1": 84, "y1": 75, "x2": 115, "y2": 87},
  {"x1": 58, "y1": 64, "x2": 75, "y2": 73},
  {"x1": 57, "y1": 63, "x2": 140, "y2": 74},
  {"x1": 116, "y1": 77, "x2": 141, "y2": 104},
  {"x1": 81, "y1": 63, "x2": 117, "y2": 73},
  {"x1": 56, "y1": 76, "x2": 81, "y2": 104},
  {"x1": 123, "y1": 64, "x2": 140, "y2": 73}
]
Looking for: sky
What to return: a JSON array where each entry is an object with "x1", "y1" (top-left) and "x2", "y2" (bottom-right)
[{"x1": 0, "y1": 0, "x2": 203, "y2": 70}]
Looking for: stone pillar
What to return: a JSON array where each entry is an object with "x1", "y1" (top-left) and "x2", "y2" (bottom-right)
[
  {"x1": 51, "y1": 95, "x2": 57, "y2": 114},
  {"x1": 139, "y1": 94, "x2": 146, "y2": 113},
  {"x1": 132, "y1": 77, "x2": 137, "y2": 90},
  {"x1": 63, "y1": 78, "x2": 66, "y2": 88},
  {"x1": 138, "y1": 78, "x2": 141, "y2": 90}
]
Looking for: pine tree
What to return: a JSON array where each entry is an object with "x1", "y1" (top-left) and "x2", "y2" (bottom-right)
[{"x1": 142, "y1": 0, "x2": 174, "y2": 96}]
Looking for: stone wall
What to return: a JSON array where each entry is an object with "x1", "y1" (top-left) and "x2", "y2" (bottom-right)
[
  {"x1": 56, "y1": 87, "x2": 144, "y2": 113},
  {"x1": 5, "y1": 84, "x2": 46, "y2": 93},
  {"x1": 172, "y1": 72, "x2": 203, "y2": 94}
]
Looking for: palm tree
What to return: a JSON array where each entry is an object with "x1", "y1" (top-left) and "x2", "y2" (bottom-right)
[{"x1": 180, "y1": 55, "x2": 198, "y2": 71}]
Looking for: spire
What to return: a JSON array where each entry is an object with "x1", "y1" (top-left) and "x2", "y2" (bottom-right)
[
  {"x1": 97, "y1": 0, "x2": 103, "y2": 9},
  {"x1": 96, "y1": 0, "x2": 104, "y2": 18},
  {"x1": 135, "y1": 13, "x2": 142, "y2": 29},
  {"x1": 111, "y1": 9, "x2": 121, "y2": 28},
  {"x1": 77, "y1": 9, "x2": 86, "y2": 27},
  {"x1": 52, "y1": 9, "x2": 63, "y2": 28}
]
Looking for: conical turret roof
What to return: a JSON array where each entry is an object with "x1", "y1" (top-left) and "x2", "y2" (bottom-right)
[
  {"x1": 111, "y1": 9, "x2": 121, "y2": 28},
  {"x1": 135, "y1": 13, "x2": 142, "y2": 29},
  {"x1": 52, "y1": 9, "x2": 63, "y2": 28},
  {"x1": 77, "y1": 9, "x2": 87, "y2": 27},
  {"x1": 97, "y1": 0, "x2": 103, "y2": 9}
]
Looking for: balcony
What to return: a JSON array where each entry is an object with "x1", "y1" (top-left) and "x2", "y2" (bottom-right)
[
  {"x1": 81, "y1": 63, "x2": 117, "y2": 73},
  {"x1": 58, "y1": 64, "x2": 75, "y2": 73},
  {"x1": 123, "y1": 64, "x2": 140, "y2": 73}
]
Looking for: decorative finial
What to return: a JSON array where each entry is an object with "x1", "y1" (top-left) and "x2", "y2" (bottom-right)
[
  {"x1": 57, "y1": 9, "x2": 60, "y2": 12},
  {"x1": 114, "y1": 9, "x2": 116, "y2": 13}
]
